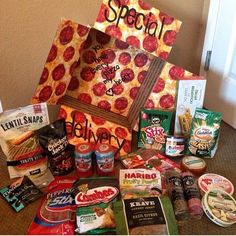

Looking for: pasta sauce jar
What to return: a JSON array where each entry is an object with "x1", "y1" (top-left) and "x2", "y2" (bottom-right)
[
  {"x1": 165, "y1": 136, "x2": 186, "y2": 158},
  {"x1": 95, "y1": 143, "x2": 114, "y2": 176},
  {"x1": 74, "y1": 143, "x2": 93, "y2": 177}
]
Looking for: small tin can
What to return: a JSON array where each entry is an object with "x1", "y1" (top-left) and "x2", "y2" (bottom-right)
[
  {"x1": 165, "y1": 136, "x2": 185, "y2": 158},
  {"x1": 75, "y1": 143, "x2": 93, "y2": 177},
  {"x1": 95, "y1": 143, "x2": 114, "y2": 176}
]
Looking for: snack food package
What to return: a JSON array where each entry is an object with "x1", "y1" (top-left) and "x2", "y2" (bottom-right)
[
  {"x1": 36, "y1": 118, "x2": 74, "y2": 175},
  {"x1": 0, "y1": 176, "x2": 44, "y2": 212},
  {"x1": 74, "y1": 177, "x2": 120, "y2": 235},
  {"x1": 138, "y1": 109, "x2": 173, "y2": 151},
  {"x1": 174, "y1": 78, "x2": 206, "y2": 137},
  {"x1": 0, "y1": 103, "x2": 50, "y2": 183},
  {"x1": 119, "y1": 169, "x2": 162, "y2": 199},
  {"x1": 28, "y1": 177, "x2": 77, "y2": 235},
  {"x1": 144, "y1": 152, "x2": 181, "y2": 174},
  {"x1": 186, "y1": 108, "x2": 222, "y2": 158},
  {"x1": 114, "y1": 196, "x2": 178, "y2": 235}
]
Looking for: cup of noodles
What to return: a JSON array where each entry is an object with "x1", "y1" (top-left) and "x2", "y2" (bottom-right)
[
  {"x1": 95, "y1": 143, "x2": 114, "y2": 176},
  {"x1": 202, "y1": 189, "x2": 236, "y2": 227},
  {"x1": 75, "y1": 143, "x2": 94, "y2": 177},
  {"x1": 198, "y1": 173, "x2": 234, "y2": 196}
]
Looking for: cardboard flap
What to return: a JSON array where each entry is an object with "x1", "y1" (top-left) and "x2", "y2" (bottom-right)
[
  {"x1": 32, "y1": 19, "x2": 90, "y2": 105},
  {"x1": 94, "y1": 0, "x2": 182, "y2": 58}
]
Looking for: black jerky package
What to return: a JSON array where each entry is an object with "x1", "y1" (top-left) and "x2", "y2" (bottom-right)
[
  {"x1": 36, "y1": 118, "x2": 74, "y2": 175},
  {"x1": 0, "y1": 176, "x2": 44, "y2": 212}
]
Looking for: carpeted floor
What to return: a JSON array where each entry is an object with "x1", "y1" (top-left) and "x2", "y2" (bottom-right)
[{"x1": 0, "y1": 121, "x2": 236, "y2": 235}]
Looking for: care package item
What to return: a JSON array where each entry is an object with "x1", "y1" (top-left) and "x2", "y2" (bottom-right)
[
  {"x1": 119, "y1": 169, "x2": 162, "y2": 199},
  {"x1": 186, "y1": 108, "x2": 222, "y2": 158},
  {"x1": 114, "y1": 196, "x2": 178, "y2": 235},
  {"x1": 165, "y1": 170, "x2": 189, "y2": 221},
  {"x1": 0, "y1": 103, "x2": 51, "y2": 187},
  {"x1": 138, "y1": 109, "x2": 173, "y2": 151},
  {"x1": 36, "y1": 118, "x2": 74, "y2": 175},
  {"x1": 0, "y1": 176, "x2": 44, "y2": 212},
  {"x1": 74, "y1": 177, "x2": 120, "y2": 235},
  {"x1": 28, "y1": 177, "x2": 77, "y2": 235}
]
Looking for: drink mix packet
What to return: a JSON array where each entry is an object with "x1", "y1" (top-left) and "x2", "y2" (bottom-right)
[
  {"x1": 186, "y1": 108, "x2": 222, "y2": 158},
  {"x1": 138, "y1": 109, "x2": 173, "y2": 151}
]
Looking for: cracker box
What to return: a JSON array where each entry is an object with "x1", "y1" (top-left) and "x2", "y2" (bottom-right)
[{"x1": 174, "y1": 78, "x2": 206, "y2": 137}]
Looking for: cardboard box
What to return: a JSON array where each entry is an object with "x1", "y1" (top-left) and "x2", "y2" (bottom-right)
[{"x1": 174, "y1": 78, "x2": 206, "y2": 137}]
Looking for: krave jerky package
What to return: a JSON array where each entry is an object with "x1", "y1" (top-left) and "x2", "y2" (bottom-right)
[
  {"x1": 186, "y1": 108, "x2": 222, "y2": 158},
  {"x1": 74, "y1": 177, "x2": 120, "y2": 235},
  {"x1": 0, "y1": 103, "x2": 51, "y2": 186},
  {"x1": 36, "y1": 118, "x2": 74, "y2": 175},
  {"x1": 114, "y1": 196, "x2": 178, "y2": 235},
  {"x1": 28, "y1": 177, "x2": 77, "y2": 235},
  {"x1": 138, "y1": 109, "x2": 173, "y2": 151},
  {"x1": 0, "y1": 176, "x2": 43, "y2": 212}
]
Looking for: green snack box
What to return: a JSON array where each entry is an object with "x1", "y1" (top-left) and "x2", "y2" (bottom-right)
[
  {"x1": 138, "y1": 109, "x2": 173, "y2": 151},
  {"x1": 186, "y1": 108, "x2": 222, "y2": 158}
]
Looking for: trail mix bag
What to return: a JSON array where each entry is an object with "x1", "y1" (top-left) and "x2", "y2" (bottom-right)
[
  {"x1": 28, "y1": 177, "x2": 77, "y2": 235},
  {"x1": 0, "y1": 103, "x2": 51, "y2": 186},
  {"x1": 138, "y1": 109, "x2": 173, "y2": 151},
  {"x1": 0, "y1": 176, "x2": 43, "y2": 212},
  {"x1": 74, "y1": 177, "x2": 120, "y2": 235},
  {"x1": 36, "y1": 119, "x2": 74, "y2": 175},
  {"x1": 186, "y1": 108, "x2": 222, "y2": 158}
]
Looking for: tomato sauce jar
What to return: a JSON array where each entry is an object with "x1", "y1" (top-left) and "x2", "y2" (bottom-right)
[
  {"x1": 95, "y1": 143, "x2": 114, "y2": 176},
  {"x1": 74, "y1": 143, "x2": 93, "y2": 177}
]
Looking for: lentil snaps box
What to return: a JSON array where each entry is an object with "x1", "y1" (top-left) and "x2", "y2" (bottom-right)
[{"x1": 138, "y1": 109, "x2": 173, "y2": 151}]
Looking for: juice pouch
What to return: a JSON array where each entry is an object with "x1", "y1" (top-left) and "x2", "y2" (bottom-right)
[
  {"x1": 186, "y1": 108, "x2": 222, "y2": 158},
  {"x1": 138, "y1": 109, "x2": 173, "y2": 151},
  {"x1": 74, "y1": 177, "x2": 120, "y2": 235}
]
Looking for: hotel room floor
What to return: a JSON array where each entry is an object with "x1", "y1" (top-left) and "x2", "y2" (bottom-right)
[{"x1": 0, "y1": 121, "x2": 236, "y2": 235}]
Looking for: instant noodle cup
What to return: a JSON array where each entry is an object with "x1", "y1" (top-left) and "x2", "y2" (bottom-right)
[
  {"x1": 198, "y1": 173, "x2": 234, "y2": 196},
  {"x1": 202, "y1": 189, "x2": 236, "y2": 227}
]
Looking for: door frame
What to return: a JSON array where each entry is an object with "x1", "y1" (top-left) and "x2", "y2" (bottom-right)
[{"x1": 200, "y1": 0, "x2": 220, "y2": 76}]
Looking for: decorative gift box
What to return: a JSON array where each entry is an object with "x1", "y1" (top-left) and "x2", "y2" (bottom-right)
[{"x1": 31, "y1": 0, "x2": 203, "y2": 155}]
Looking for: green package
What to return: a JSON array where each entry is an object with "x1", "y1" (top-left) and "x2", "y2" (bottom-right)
[
  {"x1": 138, "y1": 109, "x2": 173, "y2": 151},
  {"x1": 186, "y1": 108, "x2": 222, "y2": 158},
  {"x1": 114, "y1": 196, "x2": 178, "y2": 235}
]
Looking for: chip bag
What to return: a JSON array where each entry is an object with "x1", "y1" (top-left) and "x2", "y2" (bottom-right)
[
  {"x1": 186, "y1": 108, "x2": 222, "y2": 158},
  {"x1": 0, "y1": 103, "x2": 51, "y2": 186}
]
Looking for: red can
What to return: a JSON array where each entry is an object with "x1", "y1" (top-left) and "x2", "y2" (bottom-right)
[
  {"x1": 95, "y1": 143, "x2": 114, "y2": 176},
  {"x1": 74, "y1": 143, "x2": 93, "y2": 177}
]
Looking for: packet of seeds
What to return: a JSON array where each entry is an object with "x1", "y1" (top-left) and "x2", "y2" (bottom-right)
[
  {"x1": 0, "y1": 176, "x2": 44, "y2": 212},
  {"x1": 138, "y1": 109, "x2": 173, "y2": 151},
  {"x1": 186, "y1": 108, "x2": 222, "y2": 158}
]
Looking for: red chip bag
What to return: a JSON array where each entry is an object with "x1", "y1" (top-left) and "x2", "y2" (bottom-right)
[{"x1": 28, "y1": 176, "x2": 77, "y2": 235}]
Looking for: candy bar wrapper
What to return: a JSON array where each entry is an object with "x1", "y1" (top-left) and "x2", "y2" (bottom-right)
[
  {"x1": 58, "y1": 105, "x2": 132, "y2": 156},
  {"x1": 94, "y1": 0, "x2": 182, "y2": 58},
  {"x1": 174, "y1": 78, "x2": 206, "y2": 137}
]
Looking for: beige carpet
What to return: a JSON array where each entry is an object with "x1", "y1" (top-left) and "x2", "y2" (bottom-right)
[{"x1": 0, "y1": 121, "x2": 236, "y2": 235}]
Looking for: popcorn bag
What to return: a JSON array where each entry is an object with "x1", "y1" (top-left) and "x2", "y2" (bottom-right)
[{"x1": 31, "y1": 0, "x2": 203, "y2": 156}]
